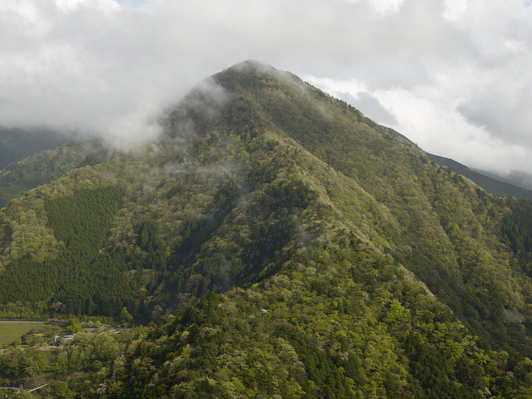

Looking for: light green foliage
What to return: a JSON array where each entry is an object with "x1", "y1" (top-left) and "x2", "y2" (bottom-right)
[
  {"x1": 0, "y1": 325, "x2": 146, "y2": 395},
  {"x1": 0, "y1": 196, "x2": 59, "y2": 271},
  {"x1": 120, "y1": 307, "x2": 133, "y2": 325},
  {"x1": 384, "y1": 299, "x2": 410, "y2": 324},
  {"x1": 2, "y1": 61, "x2": 532, "y2": 397},
  {"x1": 65, "y1": 318, "x2": 82, "y2": 334}
]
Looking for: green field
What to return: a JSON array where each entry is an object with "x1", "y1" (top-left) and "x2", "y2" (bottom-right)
[{"x1": 0, "y1": 322, "x2": 48, "y2": 345}]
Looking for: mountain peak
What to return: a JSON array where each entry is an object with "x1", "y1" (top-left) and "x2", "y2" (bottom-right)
[
  {"x1": 226, "y1": 59, "x2": 277, "y2": 73},
  {"x1": 211, "y1": 59, "x2": 305, "y2": 95},
  {"x1": 3, "y1": 62, "x2": 532, "y2": 397}
]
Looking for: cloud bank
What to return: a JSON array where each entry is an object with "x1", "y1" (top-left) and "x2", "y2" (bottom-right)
[{"x1": 1, "y1": 0, "x2": 532, "y2": 172}]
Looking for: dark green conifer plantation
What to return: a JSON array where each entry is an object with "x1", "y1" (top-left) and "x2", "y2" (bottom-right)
[{"x1": 0, "y1": 186, "x2": 144, "y2": 317}]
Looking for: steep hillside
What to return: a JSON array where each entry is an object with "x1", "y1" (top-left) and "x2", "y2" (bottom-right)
[
  {"x1": 211, "y1": 62, "x2": 532, "y2": 353},
  {"x1": 2, "y1": 61, "x2": 532, "y2": 397},
  {"x1": 0, "y1": 140, "x2": 103, "y2": 208}
]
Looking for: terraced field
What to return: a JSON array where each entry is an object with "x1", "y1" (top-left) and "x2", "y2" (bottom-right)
[{"x1": 0, "y1": 321, "x2": 48, "y2": 345}]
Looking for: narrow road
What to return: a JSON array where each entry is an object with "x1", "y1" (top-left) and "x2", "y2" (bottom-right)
[
  {"x1": 0, "y1": 320, "x2": 47, "y2": 323},
  {"x1": 0, "y1": 386, "x2": 20, "y2": 394}
]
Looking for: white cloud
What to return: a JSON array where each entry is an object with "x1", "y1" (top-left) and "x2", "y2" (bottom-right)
[
  {"x1": 371, "y1": 0, "x2": 407, "y2": 15},
  {"x1": 54, "y1": 0, "x2": 120, "y2": 13},
  {"x1": 303, "y1": 76, "x2": 368, "y2": 99},
  {"x1": 372, "y1": 86, "x2": 532, "y2": 173},
  {"x1": 443, "y1": 0, "x2": 468, "y2": 22},
  {"x1": 305, "y1": 59, "x2": 532, "y2": 174},
  {"x1": 339, "y1": 0, "x2": 407, "y2": 16}
]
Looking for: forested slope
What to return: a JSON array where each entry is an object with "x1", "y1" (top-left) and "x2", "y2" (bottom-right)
[
  {"x1": 0, "y1": 140, "x2": 103, "y2": 208},
  {"x1": 212, "y1": 62, "x2": 532, "y2": 355},
  {"x1": 2, "y1": 61, "x2": 532, "y2": 397}
]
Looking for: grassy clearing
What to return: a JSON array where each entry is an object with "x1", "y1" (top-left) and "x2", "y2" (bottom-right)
[{"x1": 0, "y1": 322, "x2": 48, "y2": 345}]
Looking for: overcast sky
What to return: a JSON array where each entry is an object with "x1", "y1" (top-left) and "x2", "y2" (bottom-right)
[{"x1": 1, "y1": 0, "x2": 531, "y2": 174}]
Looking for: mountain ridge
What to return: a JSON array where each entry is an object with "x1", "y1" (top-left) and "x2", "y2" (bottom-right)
[
  {"x1": 427, "y1": 152, "x2": 532, "y2": 200},
  {"x1": 2, "y1": 60, "x2": 532, "y2": 397},
  {"x1": 0, "y1": 126, "x2": 70, "y2": 170}
]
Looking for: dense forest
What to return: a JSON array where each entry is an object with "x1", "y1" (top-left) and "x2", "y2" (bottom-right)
[
  {"x1": 2, "y1": 61, "x2": 532, "y2": 397},
  {"x1": 0, "y1": 186, "x2": 144, "y2": 317}
]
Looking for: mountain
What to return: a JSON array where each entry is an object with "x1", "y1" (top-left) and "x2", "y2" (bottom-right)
[
  {"x1": 0, "y1": 140, "x2": 104, "y2": 208},
  {"x1": 2, "y1": 60, "x2": 532, "y2": 397},
  {"x1": 427, "y1": 152, "x2": 532, "y2": 196},
  {"x1": 0, "y1": 126, "x2": 70, "y2": 170},
  {"x1": 427, "y1": 153, "x2": 532, "y2": 200},
  {"x1": 473, "y1": 168, "x2": 532, "y2": 192}
]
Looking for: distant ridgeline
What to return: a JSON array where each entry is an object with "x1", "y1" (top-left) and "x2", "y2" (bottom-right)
[
  {"x1": 427, "y1": 153, "x2": 532, "y2": 200},
  {"x1": 478, "y1": 168, "x2": 532, "y2": 192},
  {"x1": 0, "y1": 126, "x2": 68, "y2": 170},
  {"x1": 0, "y1": 140, "x2": 103, "y2": 208},
  {"x1": 3, "y1": 61, "x2": 532, "y2": 397}
]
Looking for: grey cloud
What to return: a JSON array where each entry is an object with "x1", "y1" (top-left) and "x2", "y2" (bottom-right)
[
  {"x1": 457, "y1": 84, "x2": 532, "y2": 149},
  {"x1": 0, "y1": 0, "x2": 474, "y2": 139},
  {"x1": 340, "y1": 92, "x2": 397, "y2": 126},
  {"x1": 0, "y1": 0, "x2": 531, "y2": 173}
]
